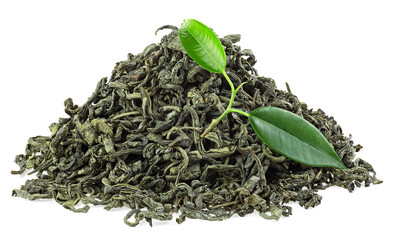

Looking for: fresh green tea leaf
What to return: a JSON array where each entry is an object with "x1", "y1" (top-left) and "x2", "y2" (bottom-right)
[
  {"x1": 249, "y1": 107, "x2": 346, "y2": 169},
  {"x1": 178, "y1": 19, "x2": 226, "y2": 73}
]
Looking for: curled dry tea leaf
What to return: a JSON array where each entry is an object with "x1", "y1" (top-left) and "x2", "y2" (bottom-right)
[
  {"x1": 249, "y1": 107, "x2": 346, "y2": 169},
  {"x1": 11, "y1": 23, "x2": 380, "y2": 228}
]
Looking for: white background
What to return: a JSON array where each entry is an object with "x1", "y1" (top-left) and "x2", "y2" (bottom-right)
[{"x1": 1, "y1": 0, "x2": 393, "y2": 239}]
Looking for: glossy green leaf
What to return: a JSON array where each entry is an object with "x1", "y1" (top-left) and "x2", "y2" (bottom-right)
[
  {"x1": 178, "y1": 19, "x2": 226, "y2": 73},
  {"x1": 248, "y1": 107, "x2": 346, "y2": 169}
]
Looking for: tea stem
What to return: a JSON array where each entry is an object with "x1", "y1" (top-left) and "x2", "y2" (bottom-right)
[
  {"x1": 230, "y1": 108, "x2": 249, "y2": 117},
  {"x1": 200, "y1": 71, "x2": 249, "y2": 138},
  {"x1": 222, "y1": 71, "x2": 235, "y2": 93}
]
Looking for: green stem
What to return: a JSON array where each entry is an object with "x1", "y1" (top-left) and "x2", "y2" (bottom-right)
[
  {"x1": 222, "y1": 71, "x2": 235, "y2": 93},
  {"x1": 200, "y1": 71, "x2": 249, "y2": 137},
  {"x1": 230, "y1": 108, "x2": 249, "y2": 117}
]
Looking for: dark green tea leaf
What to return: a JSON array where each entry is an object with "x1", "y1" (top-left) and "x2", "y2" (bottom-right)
[
  {"x1": 178, "y1": 19, "x2": 226, "y2": 73},
  {"x1": 249, "y1": 107, "x2": 346, "y2": 169},
  {"x1": 11, "y1": 24, "x2": 381, "y2": 228}
]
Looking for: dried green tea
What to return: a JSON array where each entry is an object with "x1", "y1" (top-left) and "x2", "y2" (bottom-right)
[{"x1": 11, "y1": 25, "x2": 382, "y2": 227}]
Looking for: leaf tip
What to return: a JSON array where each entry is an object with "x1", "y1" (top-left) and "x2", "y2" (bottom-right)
[{"x1": 336, "y1": 162, "x2": 347, "y2": 170}]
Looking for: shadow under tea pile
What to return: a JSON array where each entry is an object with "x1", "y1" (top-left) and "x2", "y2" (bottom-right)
[{"x1": 12, "y1": 26, "x2": 382, "y2": 226}]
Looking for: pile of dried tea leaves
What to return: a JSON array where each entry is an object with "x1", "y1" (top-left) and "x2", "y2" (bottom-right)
[{"x1": 11, "y1": 25, "x2": 382, "y2": 226}]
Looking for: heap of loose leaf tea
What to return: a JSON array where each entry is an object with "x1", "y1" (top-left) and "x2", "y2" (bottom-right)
[{"x1": 12, "y1": 25, "x2": 382, "y2": 226}]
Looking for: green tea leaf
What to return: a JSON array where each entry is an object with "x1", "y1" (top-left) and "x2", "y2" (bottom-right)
[
  {"x1": 178, "y1": 19, "x2": 226, "y2": 73},
  {"x1": 249, "y1": 107, "x2": 346, "y2": 169}
]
